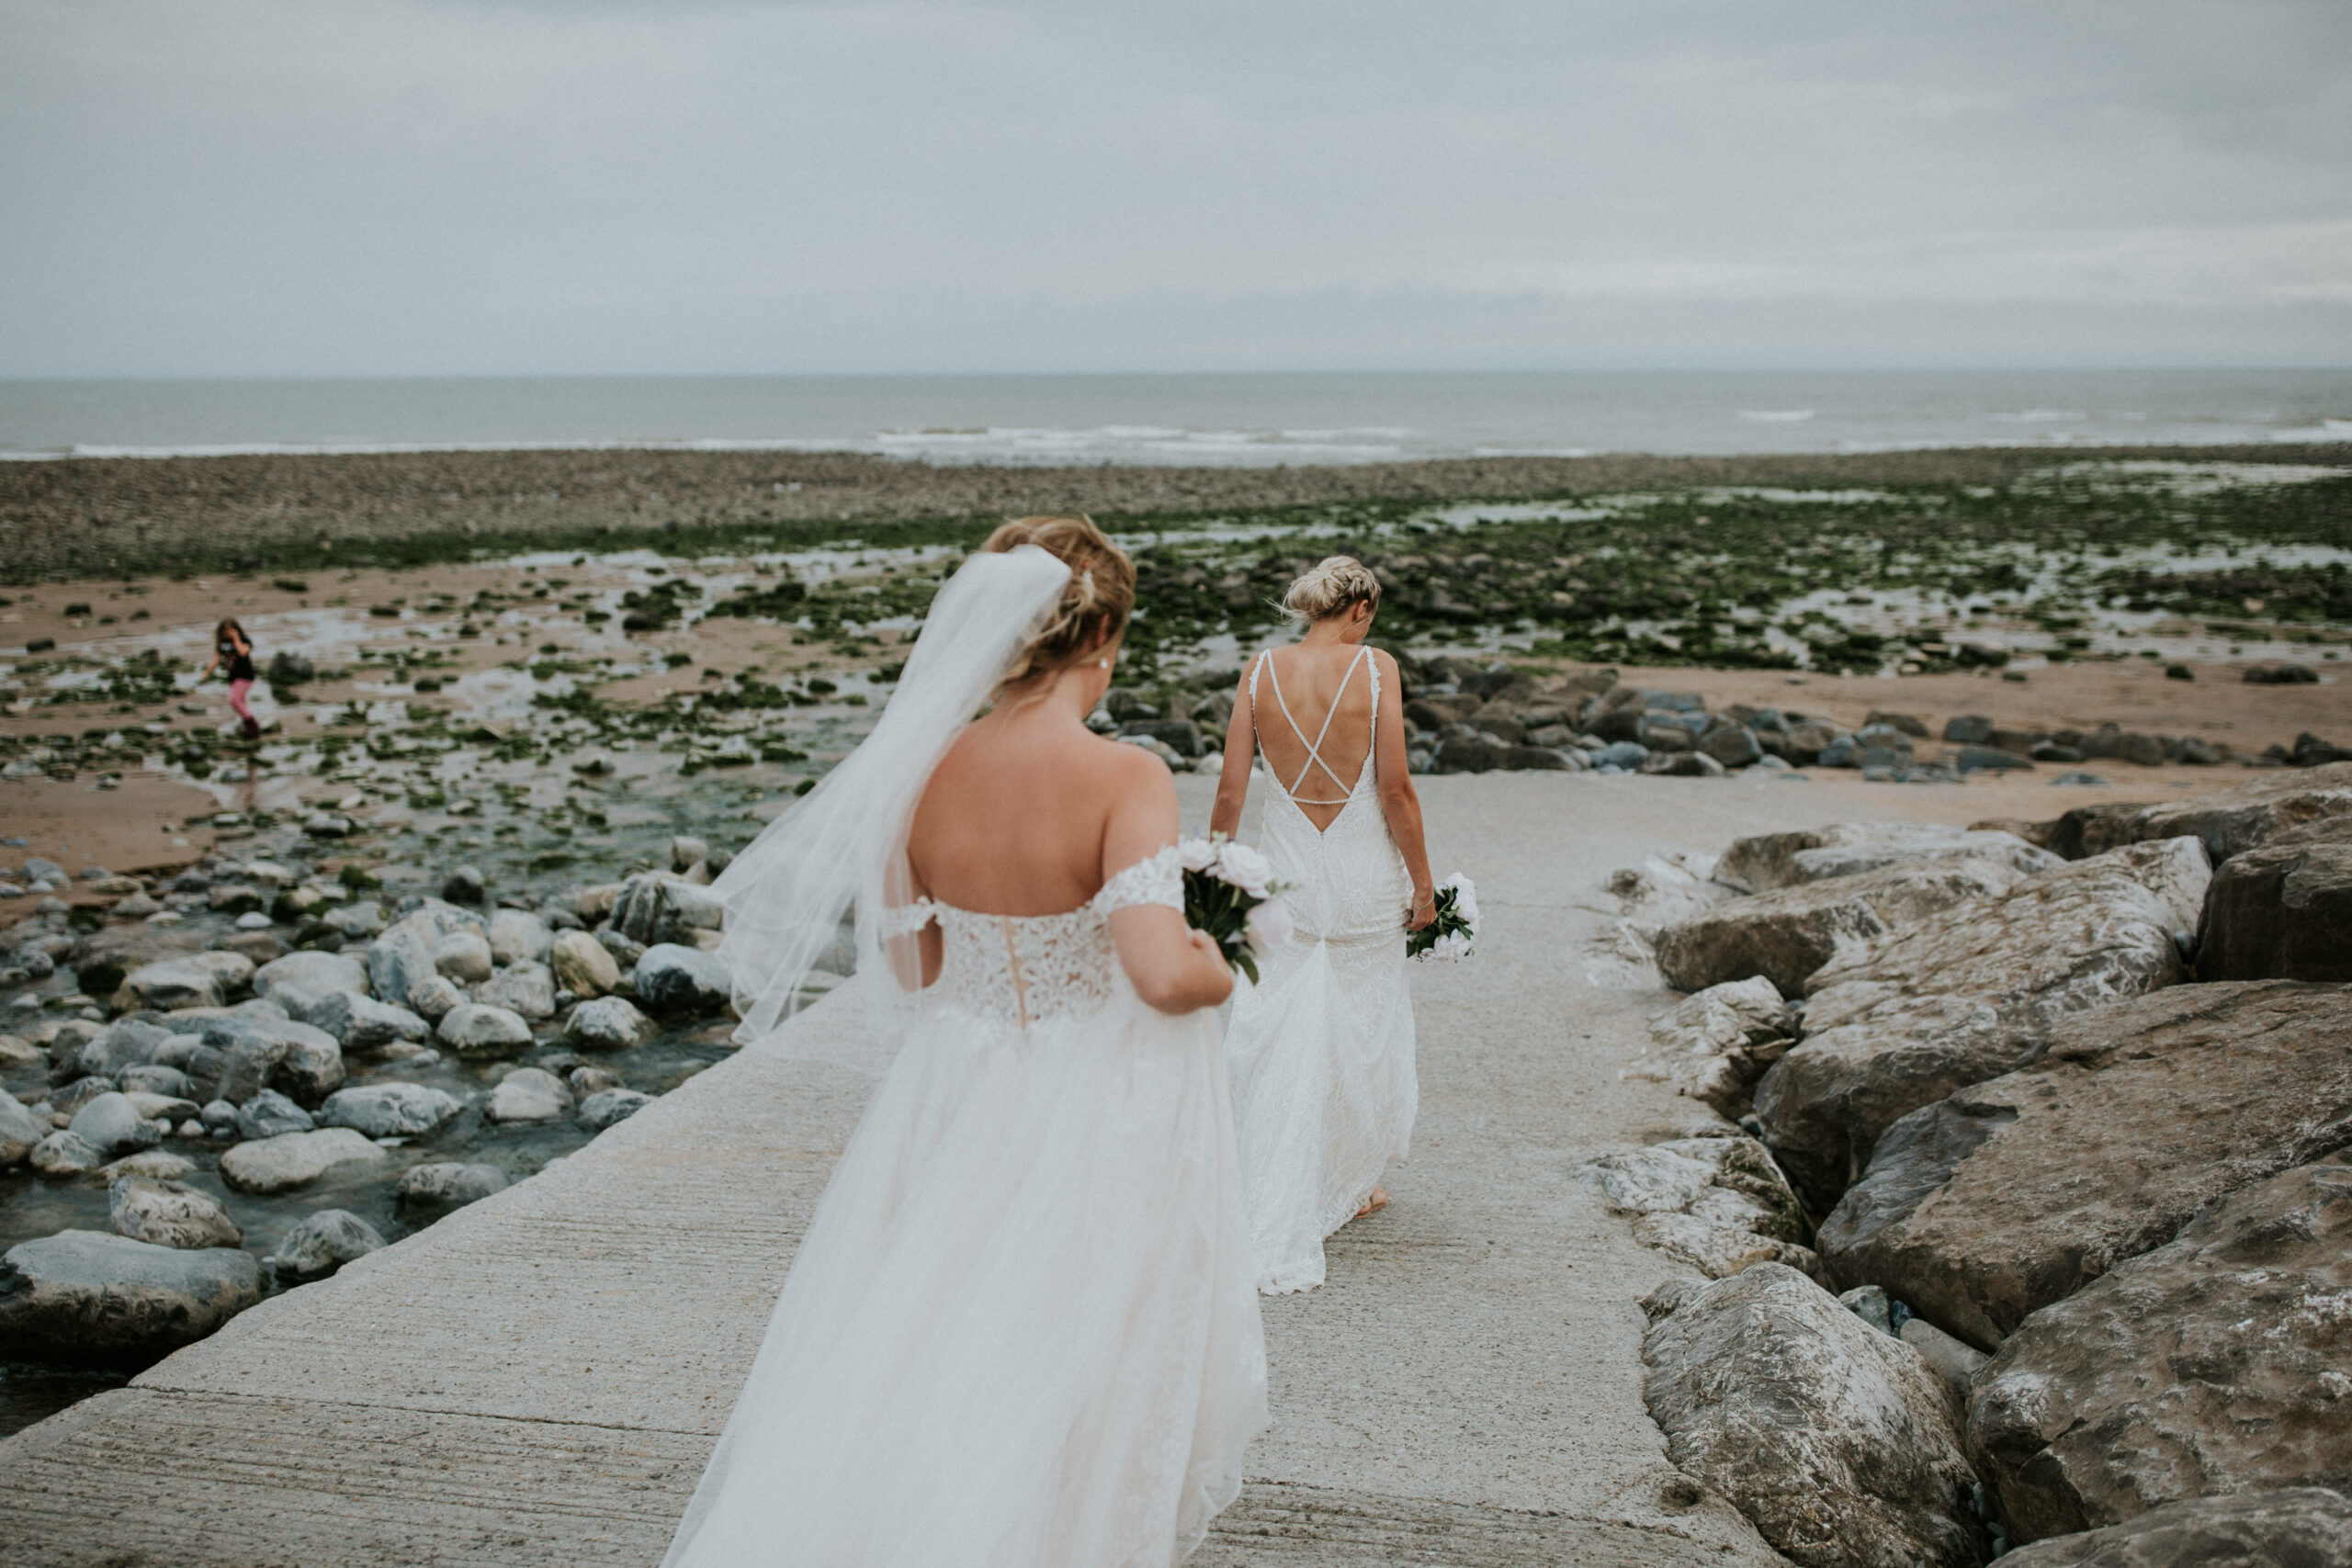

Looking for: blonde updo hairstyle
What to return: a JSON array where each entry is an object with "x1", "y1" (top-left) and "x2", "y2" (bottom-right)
[
  {"x1": 983, "y1": 514, "x2": 1137, "y2": 693},
  {"x1": 1280, "y1": 555, "x2": 1382, "y2": 623}
]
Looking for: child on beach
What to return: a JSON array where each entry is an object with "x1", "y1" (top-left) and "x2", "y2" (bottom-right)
[{"x1": 203, "y1": 617, "x2": 261, "y2": 740}]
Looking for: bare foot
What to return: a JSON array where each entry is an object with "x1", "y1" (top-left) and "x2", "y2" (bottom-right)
[{"x1": 1352, "y1": 1186, "x2": 1389, "y2": 1220}]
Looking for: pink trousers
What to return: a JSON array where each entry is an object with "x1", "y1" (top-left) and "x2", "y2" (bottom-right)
[{"x1": 228, "y1": 679, "x2": 255, "y2": 722}]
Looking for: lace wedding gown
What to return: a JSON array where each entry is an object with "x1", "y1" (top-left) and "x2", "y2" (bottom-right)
[
  {"x1": 1224, "y1": 648, "x2": 1418, "y2": 1295},
  {"x1": 662, "y1": 847, "x2": 1267, "y2": 1568}
]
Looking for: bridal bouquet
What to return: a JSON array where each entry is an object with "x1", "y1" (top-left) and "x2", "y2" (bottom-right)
[
  {"x1": 1407, "y1": 872, "x2": 1479, "y2": 964},
  {"x1": 1179, "y1": 834, "x2": 1294, "y2": 985}
]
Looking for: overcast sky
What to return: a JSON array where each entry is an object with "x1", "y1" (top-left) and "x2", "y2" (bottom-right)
[{"x1": 4, "y1": 1, "x2": 2347, "y2": 376}]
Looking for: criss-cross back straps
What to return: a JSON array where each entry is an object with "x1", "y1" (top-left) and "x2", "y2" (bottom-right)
[{"x1": 1252, "y1": 645, "x2": 1372, "y2": 806}]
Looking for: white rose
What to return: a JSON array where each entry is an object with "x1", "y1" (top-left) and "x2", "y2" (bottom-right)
[
  {"x1": 1177, "y1": 837, "x2": 1218, "y2": 874},
  {"x1": 1244, "y1": 897, "x2": 1295, "y2": 954},
  {"x1": 1214, "y1": 841, "x2": 1274, "y2": 899},
  {"x1": 1442, "y1": 873, "x2": 1479, "y2": 925}
]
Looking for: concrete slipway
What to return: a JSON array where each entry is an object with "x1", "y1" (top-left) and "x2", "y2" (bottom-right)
[{"x1": 0, "y1": 772, "x2": 2091, "y2": 1566}]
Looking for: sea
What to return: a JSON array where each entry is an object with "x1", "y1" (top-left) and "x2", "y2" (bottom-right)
[{"x1": 1, "y1": 368, "x2": 2346, "y2": 466}]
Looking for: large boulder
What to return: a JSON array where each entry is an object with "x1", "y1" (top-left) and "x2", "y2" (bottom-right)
[
  {"x1": 66, "y1": 1018, "x2": 171, "y2": 1083},
  {"x1": 218, "y1": 1127, "x2": 390, "y2": 1194},
  {"x1": 2042, "y1": 761, "x2": 2352, "y2": 863},
  {"x1": 1755, "y1": 838, "x2": 2211, "y2": 1211},
  {"x1": 2195, "y1": 816, "x2": 2352, "y2": 982},
  {"x1": 1996, "y1": 1488, "x2": 2352, "y2": 1568},
  {"x1": 0, "y1": 1229, "x2": 262, "y2": 1365},
  {"x1": 252, "y1": 950, "x2": 369, "y2": 1004},
  {"x1": 1642, "y1": 1263, "x2": 1984, "y2": 1568},
  {"x1": 549, "y1": 929, "x2": 621, "y2": 997},
  {"x1": 366, "y1": 925, "x2": 439, "y2": 1010},
  {"x1": 1656, "y1": 855, "x2": 2030, "y2": 996},
  {"x1": 108, "y1": 1175, "x2": 243, "y2": 1249},
  {"x1": 562, "y1": 996, "x2": 656, "y2": 1052},
  {"x1": 1818, "y1": 982, "x2": 2352, "y2": 1350},
  {"x1": 316, "y1": 1082, "x2": 464, "y2": 1138},
  {"x1": 1716, "y1": 823, "x2": 2062, "y2": 893},
  {"x1": 1622, "y1": 976, "x2": 1796, "y2": 1121},
  {"x1": 1967, "y1": 1156, "x2": 2352, "y2": 1544},
  {"x1": 1580, "y1": 1137, "x2": 1815, "y2": 1280},
  {"x1": 632, "y1": 943, "x2": 734, "y2": 1017},
  {"x1": 202, "y1": 1015, "x2": 345, "y2": 1106}
]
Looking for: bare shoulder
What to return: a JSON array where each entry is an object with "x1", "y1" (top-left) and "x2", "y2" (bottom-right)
[
  {"x1": 1090, "y1": 731, "x2": 1179, "y2": 797},
  {"x1": 1368, "y1": 647, "x2": 1405, "y2": 683}
]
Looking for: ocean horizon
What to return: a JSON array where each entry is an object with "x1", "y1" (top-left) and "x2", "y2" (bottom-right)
[{"x1": 3, "y1": 367, "x2": 2347, "y2": 467}]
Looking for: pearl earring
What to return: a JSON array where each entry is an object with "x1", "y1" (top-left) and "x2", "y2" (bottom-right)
[{"x1": 1095, "y1": 657, "x2": 1112, "y2": 670}]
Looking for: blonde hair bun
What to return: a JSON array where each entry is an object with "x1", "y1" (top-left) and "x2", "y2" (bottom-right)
[
  {"x1": 1281, "y1": 556, "x2": 1382, "y2": 622},
  {"x1": 982, "y1": 515, "x2": 1137, "y2": 690}
]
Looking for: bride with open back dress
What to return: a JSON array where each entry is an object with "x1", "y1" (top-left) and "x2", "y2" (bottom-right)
[
  {"x1": 1210, "y1": 558, "x2": 1437, "y2": 1296},
  {"x1": 663, "y1": 517, "x2": 1266, "y2": 1567}
]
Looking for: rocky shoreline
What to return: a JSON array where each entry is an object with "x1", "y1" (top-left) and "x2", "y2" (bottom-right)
[{"x1": 1579, "y1": 761, "x2": 2352, "y2": 1564}]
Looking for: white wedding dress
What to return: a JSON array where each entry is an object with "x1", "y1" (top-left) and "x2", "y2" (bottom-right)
[
  {"x1": 664, "y1": 544, "x2": 1266, "y2": 1568},
  {"x1": 1223, "y1": 647, "x2": 1418, "y2": 1295}
]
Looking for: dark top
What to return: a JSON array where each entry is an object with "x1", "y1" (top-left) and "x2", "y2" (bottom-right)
[{"x1": 219, "y1": 633, "x2": 255, "y2": 682}]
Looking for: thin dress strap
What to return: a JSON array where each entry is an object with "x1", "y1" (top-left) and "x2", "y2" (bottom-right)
[{"x1": 1262, "y1": 646, "x2": 1369, "y2": 806}]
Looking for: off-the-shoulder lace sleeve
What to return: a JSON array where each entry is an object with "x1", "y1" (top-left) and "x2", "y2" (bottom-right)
[
  {"x1": 880, "y1": 898, "x2": 937, "y2": 939},
  {"x1": 1096, "y1": 845, "x2": 1183, "y2": 913}
]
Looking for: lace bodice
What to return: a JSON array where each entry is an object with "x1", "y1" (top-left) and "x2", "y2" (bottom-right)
[{"x1": 891, "y1": 847, "x2": 1183, "y2": 1029}]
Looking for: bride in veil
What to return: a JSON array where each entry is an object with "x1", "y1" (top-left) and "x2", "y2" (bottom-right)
[{"x1": 663, "y1": 517, "x2": 1267, "y2": 1567}]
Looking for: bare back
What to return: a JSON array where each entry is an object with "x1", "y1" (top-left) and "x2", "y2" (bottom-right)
[
  {"x1": 908, "y1": 704, "x2": 1172, "y2": 916},
  {"x1": 1250, "y1": 644, "x2": 1377, "y2": 831}
]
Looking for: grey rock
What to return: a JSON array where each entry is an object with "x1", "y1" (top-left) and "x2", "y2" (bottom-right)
[
  {"x1": 1756, "y1": 837, "x2": 2211, "y2": 1211},
  {"x1": 96, "y1": 1149, "x2": 195, "y2": 1183},
  {"x1": 1715, "y1": 822, "x2": 2063, "y2": 893},
  {"x1": 609, "y1": 874, "x2": 723, "y2": 947},
  {"x1": 594, "y1": 929, "x2": 646, "y2": 967},
  {"x1": 473, "y1": 960, "x2": 556, "y2": 1021},
  {"x1": 2196, "y1": 816, "x2": 2352, "y2": 982},
  {"x1": 0, "y1": 1228, "x2": 263, "y2": 1365},
  {"x1": 1622, "y1": 976, "x2": 1795, "y2": 1121},
  {"x1": 116, "y1": 1064, "x2": 194, "y2": 1100},
  {"x1": 408, "y1": 975, "x2": 464, "y2": 1022},
  {"x1": 1899, "y1": 1318, "x2": 1988, "y2": 1398},
  {"x1": 298, "y1": 989, "x2": 432, "y2": 1052},
  {"x1": 396, "y1": 1161, "x2": 508, "y2": 1215},
  {"x1": 486, "y1": 1066, "x2": 571, "y2": 1123},
  {"x1": 487, "y1": 908, "x2": 553, "y2": 967},
  {"x1": 1631, "y1": 1213, "x2": 1824, "y2": 1280},
  {"x1": 0, "y1": 1089, "x2": 46, "y2": 1167},
  {"x1": 441, "y1": 864, "x2": 487, "y2": 905},
  {"x1": 1639, "y1": 750, "x2": 1727, "y2": 777},
  {"x1": 1819, "y1": 981, "x2": 2352, "y2": 1351},
  {"x1": 1968, "y1": 1157, "x2": 2352, "y2": 1544},
  {"x1": 69, "y1": 1092, "x2": 163, "y2": 1157},
  {"x1": 1643, "y1": 1263, "x2": 1984, "y2": 1568},
  {"x1": 2041, "y1": 759, "x2": 2352, "y2": 863},
  {"x1": 272, "y1": 1208, "x2": 385, "y2": 1279},
  {"x1": 577, "y1": 1088, "x2": 653, "y2": 1132},
  {"x1": 108, "y1": 1175, "x2": 243, "y2": 1249},
  {"x1": 432, "y1": 930, "x2": 493, "y2": 985},
  {"x1": 1995, "y1": 1488, "x2": 2352, "y2": 1568},
  {"x1": 218, "y1": 1127, "x2": 390, "y2": 1194},
  {"x1": 1699, "y1": 724, "x2": 1763, "y2": 768},
  {"x1": 669, "y1": 835, "x2": 709, "y2": 874},
  {"x1": 569, "y1": 1066, "x2": 625, "y2": 1097},
  {"x1": 549, "y1": 929, "x2": 620, "y2": 997},
  {"x1": 322, "y1": 900, "x2": 387, "y2": 940},
  {"x1": 116, "y1": 953, "x2": 254, "y2": 1011},
  {"x1": 1838, "y1": 1284, "x2": 1893, "y2": 1336},
  {"x1": 198, "y1": 1100, "x2": 237, "y2": 1133},
  {"x1": 29, "y1": 1130, "x2": 105, "y2": 1177},
  {"x1": 1953, "y1": 745, "x2": 2035, "y2": 773},
  {"x1": 562, "y1": 995, "x2": 656, "y2": 1052},
  {"x1": 203, "y1": 1015, "x2": 345, "y2": 1107},
  {"x1": 317, "y1": 1081, "x2": 462, "y2": 1138},
  {"x1": 1432, "y1": 732, "x2": 1510, "y2": 773},
  {"x1": 632, "y1": 943, "x2": 733, "y2": 1018},
  {"x1": 70, "y1": 1018, "x2": 171, "y2": 1081},
  {"x1": 1657, "y1": 854, "x2": 2030, "y2": 996},
  {"x1": 435, "y1": 1002, "x2": 533, "y2": 1055},
  {"x1": 366, "y1": 924, "x2": 439, "y2": 1010},
  {"x1": 233, "y1": 1089, "x2": 314, "y2": 1141},
  {"x1": 51, "y1": 1076, "x2": 118, "y2": 1116}
]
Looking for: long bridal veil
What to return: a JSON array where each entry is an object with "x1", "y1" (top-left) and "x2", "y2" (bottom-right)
[{"x1": 709, "y1": 543, "x2": 1072, "y2": 1072}]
